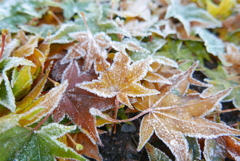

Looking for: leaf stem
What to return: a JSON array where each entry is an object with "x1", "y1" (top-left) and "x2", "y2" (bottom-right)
[
  {"x1": 216, "y1": 108, "x2": 240, "y2": 114},
  {"x1": 113, "y1": 98, "x2": 119, "y2": 134},
  {"x1": 91, "y1": 107, "x2": 152, "y2": 123},
  {"x1": 0, "y1": 29, "x2": 8, "y2": 60},
  {"x1": 34, "y1": 113, "x2": 52, "y2": 130},
  {"x1": 48, "y1": 10, "x2": 62, "y2": 25},
  {"x1": 80, "y1": 12, "x2": 90, "y2": 32}
]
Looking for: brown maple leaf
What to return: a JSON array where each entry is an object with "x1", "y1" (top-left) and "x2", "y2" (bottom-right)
[
  {"x1": 78, "y1": 51, "x2": 160, "y2": 109},
  {"x1": 133, "y1": 63, "x2": 240, "y2": 161},
  {"x1": 52, "y1": 60, "x2": 115, "y2": 145}
]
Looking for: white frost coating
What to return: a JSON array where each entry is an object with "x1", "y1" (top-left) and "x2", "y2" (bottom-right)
[
  {"x1": 2, "y1": 57, "x2": 35, "y2": 72},
  {"x1": 0, "y1": 114, "x2": 20, "y2": 133},
  {"x1": 61, "y1": 60, "x2": 81, "y2": 82},
  {"x1": 195, "y1": 28, "x2": 225, "y2": 57},
  {"x1": 153, "y1": 56, "x2": 178, "y2": 68},
  {"x1": 170, "y1": 139, "x2": 178, "y2": 146},
  {"x1": 89, "y1": 107, "x2": 102, "y2": 116},
  {"x1": 60, "y1": 44, "x2": 86, "y2": 64},
  {"x1": 38, "y1": 123, "x2": 76, "y2": 139},
  {"x1": 24, "y1": 80, "x2": 69, "y2": 126},
  {"x1": 2, "y1": 39, "x2": 20, "y2": 59},
  {"x1": 165, "y1": 3, "x2": 221, "y2": 36},
  {"x1": 77, "y1": 80, "x2": 117, "y2": 98},
  {"x1": 47, "y1": 23, "x2": 80, "y2": 44},
  {"x1": 150, "y1": 20, "x2": 176, "y2": 38},
  {"x1": 0, "y1": 57, "x2": 35, "y2": 112}
]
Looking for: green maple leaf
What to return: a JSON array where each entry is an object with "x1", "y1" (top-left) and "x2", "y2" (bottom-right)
[
  {"x1": 0, "y1": 0, "x2": 59, "y2": 32},
  {"x1": 195, "y1": 28, "x2": 226, "y2": 63},
  {"x1": 202, "y1": 66, "x2": 240, "y2": 108},
  {"x1": 74, "y1": 4, "x2": 130, "y2": 36},
  {"x1": 0, "y1": 123, "x2": 87, "y2": 161},
  {"x1": 60, "y1": 0, "x2": 90, "y2": 20},
  {"x1": 48, "y1": 23, "x2": 83, "y2": 44},
  {"x1": 165, "y1": 3, "x2": 221, "y2": 35},
  {"x1": 19, "y1": 24, "x2": 57, "y2": 38}
]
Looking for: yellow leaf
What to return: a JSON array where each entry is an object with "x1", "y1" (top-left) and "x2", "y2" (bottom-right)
[
  {"x1": 207, "y1": 0, "x2": 236, "y2": 19},
  {"x1": 18, "y1": 81, "x2": 68, "y2": 126}
]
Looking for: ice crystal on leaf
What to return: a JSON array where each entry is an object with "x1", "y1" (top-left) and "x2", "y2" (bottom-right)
[
  {"x1": 134, "y1": 63, "x2": 240, "y2": 161},
  {"x1": 0, "y1": 57, "x2": 35, "y2": 112},
  {"x1": 78, "y1": 52, "x2": 160, "y2": 109},
  {"x1": 165, "y1": 3, "x2": 221, "y2": 35},
  {"x1": 145, "y1": 143, "x2": 171, "y2": 161},
  {"x1": 68, "y1": 31, "x2": 111, "y2": 71},
  {"x1": 68, "y1": 13, "x2": 111, "y2": 71},
  {"x1": 16, "y1": 80, "x2": 68, "y2": 127},
  {"x1": 52, "y1": 60, "x2": 115, "y2": 145}
]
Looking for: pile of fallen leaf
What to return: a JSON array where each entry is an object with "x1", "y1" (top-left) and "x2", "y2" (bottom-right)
[{"x1": 0, "y1": 0, "x2": 240, "y2": 160}]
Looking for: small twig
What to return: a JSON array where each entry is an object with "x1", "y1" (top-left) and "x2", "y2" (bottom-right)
[
  {"x1": 113, "y1": 98, "x2": 120, "y2": 134},
  {"x1": 47, "y1": 76, "x2": 60, "y2": 87},
  {"x1": 66, "y1": 133, "x2": 83, "y2": 151},
  {"x1": 90, "y1": 107, "x2": 152, "y2": 123},
  {"x1": 66, "y1": 133, "x2": 77, "y2": 145},
  {"x1": 64, "y1": 121, "x2": 73, "y2": 126},
  {"x1": 215, "y1": 108, "x2": 240, "y2": 114},
  {"x1": 48, "y1": 10, "x2": 62, "y2": 25}
]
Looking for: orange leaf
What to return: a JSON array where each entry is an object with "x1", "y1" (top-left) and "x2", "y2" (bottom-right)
[{"x1": 78, "y1": 52, "x2": 160, "y2": 109}]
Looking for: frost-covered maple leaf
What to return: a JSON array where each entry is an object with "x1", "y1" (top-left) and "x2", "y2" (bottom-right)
[
  {"x1": 133, "y1": 63, "x2": 240, "y2": 161},
  {"x1": 115, "y1": 0, "x2": 152, "y2": 21},
  {"x1": 66, "y1": 14, "x2": 111, "y2": 71},
  {"x1": 78, "y1": 52, "x2": 160, "y2": 109},
  {"x1": 0, "y1": 123, "x2": 87, "y2": 161},
  {"x1": 52, "y1": 60, "x2": 115, "y2": 145}
]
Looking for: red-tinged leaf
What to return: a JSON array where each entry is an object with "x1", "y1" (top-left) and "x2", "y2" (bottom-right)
[
  {"x1": 78, "y1": 52, "x2": 160, "y2": 109},
  {"x1": 52, "y1": 60, "x2": 115, "y2": 145}
]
